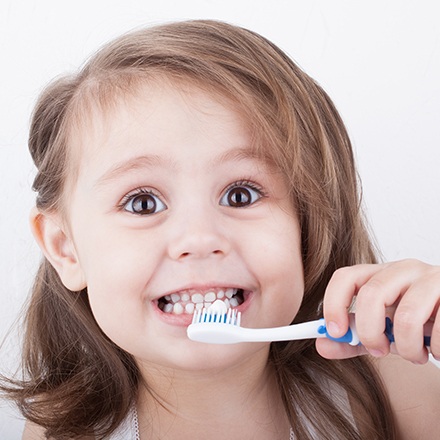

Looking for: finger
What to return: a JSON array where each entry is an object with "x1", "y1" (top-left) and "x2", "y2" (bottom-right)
[
  {"x1": 431, "y1": 307, "x2": 440, "y2": 361},
  {"x1": 323, "y1": 264, "x2": 387, "y2": 338},
  {"x1": 356, "y1": 260, "x2": 438, "y2": 362},
  {"x1": 393, "y1": 272, "x2": 440, "y2": 363},
  {"x1": 354, "y1": 282, "x2": 395, "y2": 357},
  {"x1": 315, "y1": 337, "x2": 368, "y2": 359}
]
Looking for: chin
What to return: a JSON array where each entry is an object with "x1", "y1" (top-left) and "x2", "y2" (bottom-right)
[{"x1": 138, "y1": 339, "x2": 271, "y2": 375}]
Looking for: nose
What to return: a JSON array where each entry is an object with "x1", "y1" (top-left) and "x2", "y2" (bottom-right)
[{"x1": 167, "y1": 210, "x2": 231, "y2": 261}]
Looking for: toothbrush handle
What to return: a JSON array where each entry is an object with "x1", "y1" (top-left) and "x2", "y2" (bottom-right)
[
  {"x1": 320, "y1": 315, "x2": 431, "y2": 347},
  {"x1": 318, "y1": 314, "x2": 359, "y2": 346}
]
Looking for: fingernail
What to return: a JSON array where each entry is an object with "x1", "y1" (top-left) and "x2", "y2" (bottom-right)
[{"x1": 327, "y1": 321, "x2": 340, "y2": 336}]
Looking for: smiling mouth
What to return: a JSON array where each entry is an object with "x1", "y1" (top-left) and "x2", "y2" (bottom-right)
[{"x1": 157, "y1": 288, "x2": 246, "y2": 315}]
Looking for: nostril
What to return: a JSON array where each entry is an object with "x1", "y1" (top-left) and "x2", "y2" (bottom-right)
[
  {"x1": 177, "y1": 248, "x2": 224, "y2": 260},
  {"x1": 169, "y1": 232, "x2": 230, "y2": 261}
]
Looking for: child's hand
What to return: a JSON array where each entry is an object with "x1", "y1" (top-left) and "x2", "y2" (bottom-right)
[{"x1": 316, "y1": 260, "x2": 440, "y2": 364}]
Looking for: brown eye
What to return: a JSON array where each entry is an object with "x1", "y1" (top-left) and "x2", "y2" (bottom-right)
[
  {"x1": 227, "y1": 187, "x2": 251, "y2": 207},
  {"x1": 123, "y1": 191, "x2": 167, "y2": 215},
  {"x1": 220, "y1": 184, "x2": 262, "y2": 208}
]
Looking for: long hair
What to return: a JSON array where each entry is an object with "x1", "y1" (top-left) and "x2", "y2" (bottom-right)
[{"x1": 2, "y1": 20, "x2": 395, "y2": 439}]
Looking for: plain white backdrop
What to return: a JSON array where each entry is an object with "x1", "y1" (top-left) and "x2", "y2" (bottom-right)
[{"x1": 1, "y1": 0, "x2": 439, "y2": 437}]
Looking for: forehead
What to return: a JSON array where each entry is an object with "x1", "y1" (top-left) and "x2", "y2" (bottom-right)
[{"x1": 66, "y1": 79, "x2": 265, "y2": 181}]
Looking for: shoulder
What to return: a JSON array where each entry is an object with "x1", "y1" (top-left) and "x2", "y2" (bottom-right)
[
  {"x1": 374, "y1": 354, "x2": 440, "y2": 440},
  {"x1": 22, "y1": 421, "x2": 95, "y2": 440},
  {"x1": 21, "y1": 408, "x2": 135, "y2": 440},
  {"x1": 22, "y1": 422, "x2": 46, "y2": 440}
]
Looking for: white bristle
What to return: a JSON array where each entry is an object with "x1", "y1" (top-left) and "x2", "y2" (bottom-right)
[{"x1": 191, "y1": 306, "x2": 241, "y2": 326}]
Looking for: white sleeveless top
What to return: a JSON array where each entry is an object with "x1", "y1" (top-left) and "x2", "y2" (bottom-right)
[
  {"x1": 105, "y1": 407, "x2": 294, "y2": 439},
  {"x1": 106, "y1": 407, "x2": 137, "y2": 440},
  {"x1": 106, "y1": 377, "x2": 355, "y2": 439}
]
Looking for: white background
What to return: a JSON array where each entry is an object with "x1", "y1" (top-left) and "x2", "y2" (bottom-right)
[{"x1": 1, "y1": 1, "x2": 439, "y2": 437}]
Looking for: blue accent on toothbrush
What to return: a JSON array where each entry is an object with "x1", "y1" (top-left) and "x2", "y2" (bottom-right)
[
  {"x1": 384, "y1": 317, "x2": 395, "y2": 343},
  {"x1": 317, "y1": 318, "x2": 355, "y2": 344},
  {"x1": 384, "y1": 317, "x2": 431, "y2": 346}
]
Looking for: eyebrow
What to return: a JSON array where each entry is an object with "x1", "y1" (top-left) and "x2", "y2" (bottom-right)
[
  {"x1": 94, "y1": 146, "x2": 263, "y2": 188},
  {"x1": 211, "y1": 146, "x2": 263, "y2": 166},
  {"x1": 94, "y1": 154, "x2": 176, "y2": 188}
]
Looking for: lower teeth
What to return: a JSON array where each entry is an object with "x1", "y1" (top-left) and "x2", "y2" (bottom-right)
[{"x1": 159, "y1": 290, "x2": 243, "y2": 315}]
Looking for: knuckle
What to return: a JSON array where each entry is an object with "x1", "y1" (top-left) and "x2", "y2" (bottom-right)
[
  {"x1": 427, "y1": 267, "x2": 440, "y2": 284},
  {"x1": 356, "y1": 279, "x2": 385, "y2": 304},
  {"x1": 397, "y1": 258, "x2": 423, "y2": 270},
  {"x1": 330, "y1": 266, "x2": 353, "y2": 284},
  {"x1": 393, "y1": 308, "x2": 416, "y2": 332},
  {"x1": 398, "y1": 258, "x2": 437, "y2": 277}
]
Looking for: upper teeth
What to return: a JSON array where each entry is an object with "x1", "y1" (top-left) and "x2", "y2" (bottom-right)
[{"x1": 161, "y1": 288, "x2": 240, "y2": 315}]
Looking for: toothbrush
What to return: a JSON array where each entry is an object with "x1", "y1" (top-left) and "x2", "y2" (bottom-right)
[{"x1": 187, "y1": 300, "x2": 432, "y2": 346}]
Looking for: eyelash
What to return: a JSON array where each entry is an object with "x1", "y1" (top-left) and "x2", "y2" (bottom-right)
[
  {"x1": 118, "y1": 187, "x2": 166, "y2": 215},
  {"x1": 118, "y1": 179, "x2": 267, "y2": 215},
  {"x1": 220, "y1": 180, "x2": 267, "y2": 207}
]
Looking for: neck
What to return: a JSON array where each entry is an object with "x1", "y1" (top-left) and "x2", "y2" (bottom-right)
[{"x1": 136, "y1": 349, "x2": 290, "y2": 439}]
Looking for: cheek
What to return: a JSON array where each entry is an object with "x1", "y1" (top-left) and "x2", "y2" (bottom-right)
[
  {"x1": 257, "y1": 218, "x2": 303, "y2": 281},
  {"x1": 73, "y1": 214, "x2": 158, "y2": 289},
  {"x1": 246, "y1": 217, "x2": 304, "y2": 325},
  {"x1": 83, "y1": 254, "x2": 153, "y2": 350},
  {"x1": 73, "y1": 233, "x2": 157, "y2": 330},
  {"x1": 83, "y1": 246, "x2": 155, "y2": 305},
  {"x1": 281, "y1": 228, "x2": 305, "y2": 316}
]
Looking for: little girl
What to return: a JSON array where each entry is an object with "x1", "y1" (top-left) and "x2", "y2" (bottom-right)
[{"x1": 2, "y1": 20, "x2": 439, "y2": 439}]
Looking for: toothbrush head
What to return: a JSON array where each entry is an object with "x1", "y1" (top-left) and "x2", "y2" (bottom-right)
[
  {"x1": 191, "y1": 304, "x2": 241, "y2": 325},
  {"x1": 187, "y1": 300, "x2": 242, "y2": 344}
]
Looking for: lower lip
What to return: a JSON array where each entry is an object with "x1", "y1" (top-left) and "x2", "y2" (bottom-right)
[{"x1": 153, "y1": 292, "x2": 253, "y2": 327}]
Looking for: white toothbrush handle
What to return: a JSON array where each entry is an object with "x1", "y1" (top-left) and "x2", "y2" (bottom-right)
[
  {"x1": 187, "y1": 322, "x2": 321, "y2": 344},
  {"x1": 187, "y1": 315, "x2": 361, "y2": 344},
  {"x1": 236, "y1": 316, "x2": 359, "y2": 345},
  {"x1": 240, "y1": 319, "x2": 325, "y2": 342}
]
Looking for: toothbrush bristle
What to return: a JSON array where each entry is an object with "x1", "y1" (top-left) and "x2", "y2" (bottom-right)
[{"x1": 193, "y1": 307, "x2": 241, "y2": 326}]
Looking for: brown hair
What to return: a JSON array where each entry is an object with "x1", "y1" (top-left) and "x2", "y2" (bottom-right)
[{"x1": 2, "y1": 20, "x2": 396, "y2": 439}]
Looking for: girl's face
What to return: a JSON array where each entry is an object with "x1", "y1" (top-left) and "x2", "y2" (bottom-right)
[{"x1": 65, "y1": 81, "x2": 304, "y2": 372}]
